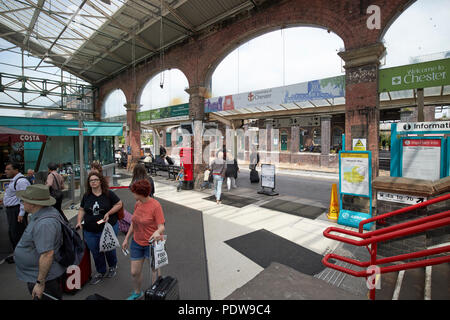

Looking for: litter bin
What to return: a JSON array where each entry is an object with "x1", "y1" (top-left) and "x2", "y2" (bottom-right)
[{"x1": 180, "y1": 147, "x2": 193, "y2": 190}]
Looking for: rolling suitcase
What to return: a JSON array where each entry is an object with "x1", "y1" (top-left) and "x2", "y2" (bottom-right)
[
  {"x1": 145, "y1": 275, "x2": 180, "y2": 300},
  {"x1": 250, "y1": 168, "x2": 259, "y2": 183},
  {"x1": 64, "y1": 243, "x2": 92, "y2": 294}
]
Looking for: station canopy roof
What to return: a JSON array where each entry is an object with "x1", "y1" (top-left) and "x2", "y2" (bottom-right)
[{"x1": 0, "y1": 0, "x2": 262, "y2": 84}]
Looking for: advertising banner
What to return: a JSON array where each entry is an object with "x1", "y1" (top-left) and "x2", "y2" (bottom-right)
[
  {"x1": 379, "y1": 58, "x2": 450, "y2": 92},
  {"x1": 204, "y1": 76, "x2": 345, "y2": 113},
  {"x1": 137, "y1": 103, "x2": 189, "y2": 122}
]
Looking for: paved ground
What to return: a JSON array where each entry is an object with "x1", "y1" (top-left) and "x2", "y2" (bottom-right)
[{"x1": 0, "y1": 166, "x2": 368, "y2": 300}]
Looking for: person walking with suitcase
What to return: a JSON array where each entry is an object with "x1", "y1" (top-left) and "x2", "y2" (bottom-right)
[
  {"x1": 211, "y1": 151, "x2": 226, "y2": 204},
  {"x1": 225, "y1": 152, "x2": 239, "y2": 191},
  {"x1": 1, "y1": 162, "x2": 30, "y2": 264},
  {"x1": 122, "y1": 179, "x2": 165, "y2": 300},
  {"x1": 76, "y1": 172, "x2": 123, "y2": 285}
]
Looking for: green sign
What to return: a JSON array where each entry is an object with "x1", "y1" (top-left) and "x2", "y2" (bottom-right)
[
  {"x1": 136, "y1": 103, "x2": 189, "y2": 122},
  {"x1": 379, "y1": 58, "x2": 450, "y2": 92}
]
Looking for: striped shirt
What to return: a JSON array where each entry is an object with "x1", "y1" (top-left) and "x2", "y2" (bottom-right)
[{"x1": 3, "y1": 173, "x2": 30, "y2": 217}]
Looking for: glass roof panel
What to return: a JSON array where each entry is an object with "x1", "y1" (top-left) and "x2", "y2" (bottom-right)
[{"x1": 0, "y1": 0, "x2": 126, "y2": 57}]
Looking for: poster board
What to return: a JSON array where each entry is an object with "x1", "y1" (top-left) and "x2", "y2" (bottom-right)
[
  {"x1": 338, "y1": 151, "x2": 373, "y2": 231},
  {"x1": 261, "y1": 164, "x2": 275, "y2": 189},
  {"x1": 401, "y1": 138, "x2": 443, "y2": 181}
]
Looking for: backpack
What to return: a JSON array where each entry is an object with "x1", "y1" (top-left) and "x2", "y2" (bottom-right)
[{"x1": 36, "y1": 214, "x2": 84, "y2": 268}]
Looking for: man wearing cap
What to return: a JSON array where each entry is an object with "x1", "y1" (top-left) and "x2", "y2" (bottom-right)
[{"x1": 14, "y1": 184, "x2": 66, "y2": 300}]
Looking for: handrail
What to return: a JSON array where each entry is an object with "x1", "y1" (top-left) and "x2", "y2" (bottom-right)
[
  {"x1": 322, "y1": 194, "x2": 450, "y2": 300},
  {"x1": 358, "y1": 193, "x2": 450, "y2": 233}
]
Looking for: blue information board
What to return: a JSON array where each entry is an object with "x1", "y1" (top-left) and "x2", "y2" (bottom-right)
[{"x1": 337, "y1": 151, "x2": 373, "y2": 231}]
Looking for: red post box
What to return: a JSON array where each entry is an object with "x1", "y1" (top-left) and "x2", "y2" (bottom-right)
[{"x1": 179, "y1": 147, "x2": 194, "y2": 190}]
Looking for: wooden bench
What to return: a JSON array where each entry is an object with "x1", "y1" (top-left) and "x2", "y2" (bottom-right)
[{"x1": 168, "y1": 165, "x2": 181, "y2": 180}]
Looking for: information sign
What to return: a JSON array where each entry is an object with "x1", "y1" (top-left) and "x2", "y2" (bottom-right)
[
  {"x1": 401, "y1": 139, "x2": 442, "y2": 181},
  {"x1": 338, "y1": 151, "x2": 373, "y2": 231},
  {"x1": 261, "y1": 164, "x2": 275, "y2": 189},
  {"x1": 340, "y1": 153, "x2": 370, "y2": 197},
  {"x1": 352, "y1": 139, "x2": 367, "y2": 151}
]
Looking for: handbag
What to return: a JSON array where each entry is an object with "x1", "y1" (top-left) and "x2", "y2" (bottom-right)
[
  {"x1": 151, "y1": 237, "x2": 168, "y2": 269},
  {"x1": 99, "y1": 222, "x2": 120, "y2": 252}
]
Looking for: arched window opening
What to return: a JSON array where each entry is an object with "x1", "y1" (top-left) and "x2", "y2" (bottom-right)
[
  {"x1": 101, "y1": 89, "x2": 127, "y2": 121},
  {"x1": 139, "y1": 69, "x2": 189, "y2": 112}
]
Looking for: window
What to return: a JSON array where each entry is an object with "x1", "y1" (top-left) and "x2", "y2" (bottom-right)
[{"x1": 313, "y1": 128, "x2": 321, "y2": 146}]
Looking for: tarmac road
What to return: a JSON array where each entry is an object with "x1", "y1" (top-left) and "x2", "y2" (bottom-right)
[{"x1": 235, "y1": 168, "x2": 339, "y2": 208}]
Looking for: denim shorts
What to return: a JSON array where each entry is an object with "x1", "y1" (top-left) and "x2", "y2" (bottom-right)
[{"x1": 130, "y1": 238, "x2": 151, "y2": 261}]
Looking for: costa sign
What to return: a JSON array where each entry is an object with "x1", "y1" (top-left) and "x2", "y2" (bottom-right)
[{"x1": 19, "y1": 134, "x2": 42, "y2": 142}]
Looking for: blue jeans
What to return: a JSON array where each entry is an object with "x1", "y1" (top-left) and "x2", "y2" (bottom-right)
[
  {"x1": 213, "y1": 175, "x2": 223, "y2": 201},
  {"x1": 84, "y1": 222, "x2": 119, "y2": 274}
]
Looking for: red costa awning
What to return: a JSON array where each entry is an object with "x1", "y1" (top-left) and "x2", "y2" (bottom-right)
[{"x1": 0, "y1": 126, "x2": 47, "y2": 143}]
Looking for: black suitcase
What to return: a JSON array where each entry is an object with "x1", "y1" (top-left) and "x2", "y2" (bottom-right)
[
  {"x1": 145, "y1": 276, "x2": 180, "y2": 300},
  {"x1": 250, "y1": 169, "x2": 259, "y2": 183}
]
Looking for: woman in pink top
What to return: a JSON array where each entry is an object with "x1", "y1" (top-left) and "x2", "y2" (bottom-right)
[{"x1": 122, "y1": 179, "x2": 165, "y2": 300}]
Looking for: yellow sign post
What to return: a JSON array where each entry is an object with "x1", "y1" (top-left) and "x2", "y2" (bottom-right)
[{"x1": 327, "y1": 183, "x2": 339, "y2": 221}]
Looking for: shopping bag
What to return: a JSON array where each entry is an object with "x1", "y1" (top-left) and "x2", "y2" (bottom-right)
[
  {"x1": 99, "y1": 222, "x2": 120, "y2": 252},
  {"x1": 151, "y1": 237, "x2": 168, "y2": 269}
]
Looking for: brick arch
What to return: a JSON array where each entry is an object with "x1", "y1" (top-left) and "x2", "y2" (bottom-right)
[
  {"x1": 203, "y1": 24, "x2": 344, "y2": 89},
  {"x1": 197, "y1": 0, "x2": 413, "y2": 86},
  {"x1": 97, "y1": 0, "x2": 413, "y2": 110}
]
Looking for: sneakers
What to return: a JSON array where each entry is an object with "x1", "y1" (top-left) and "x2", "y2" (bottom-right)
[
  {"x1": 126, "y1": 291, "x2": 143, "y2": 300},
  {"x1": 106, "y1": 266, "x2": 117, "y2": 278},
  {"x1": 90, "y1": 273, "x2": 105, "y2": 285}
]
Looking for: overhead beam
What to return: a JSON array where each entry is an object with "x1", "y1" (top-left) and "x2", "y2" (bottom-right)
[
  {"x1": 23, "y1": 0, "x2": 46, "y2": 46},
  {"x1": 162, "y1": 0, "x2": 195, "y2": 32}
]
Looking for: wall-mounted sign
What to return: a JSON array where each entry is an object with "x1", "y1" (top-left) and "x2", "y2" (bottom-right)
[
  {"x1": 401, "y1": 138, "x2": 442, "y2": 181},
  {"x1": 377, "y1": 191, "x2": 426, "y2": 205},
  {"x1": 396, "y1": 121, "x2": 450, "y2": 133},
  {"x1": 379, "y1": 58, "x2": 450, "y2": 92},
  {"x1": 352, "y1": 139, "x2": 367, "y2": 151}
]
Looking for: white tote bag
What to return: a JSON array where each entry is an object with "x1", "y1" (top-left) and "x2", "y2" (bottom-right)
[
  {"x1": 99, "y1": 222, "x2": 120, "y2": 252},
  {"x1": 151, "y1": 238, "x2": 168, "y2": 269}
]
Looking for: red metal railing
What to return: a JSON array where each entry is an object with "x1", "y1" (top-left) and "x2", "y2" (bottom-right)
[{"x1": 322, "y1": 193, "x2": 450, "y2": 300}]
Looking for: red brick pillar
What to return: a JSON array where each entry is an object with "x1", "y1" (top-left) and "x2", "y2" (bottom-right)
[
  {"x1": 185, "y1": 86, "x2": 208, "y2": 189},
  {"x1": 339, "y1": 43, "x2": 386, "y2": 179},
  {"x1": 124, "y1": 103, "x2": 141, "y2": 171}
]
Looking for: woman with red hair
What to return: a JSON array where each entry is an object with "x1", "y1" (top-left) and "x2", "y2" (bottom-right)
[{"x1": 122, "y1": 179, "x2": 165, "y2": 300}]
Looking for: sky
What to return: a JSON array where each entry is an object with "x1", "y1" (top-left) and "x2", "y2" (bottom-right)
[{"x1": 0, "y1": 0, "x2": 449, "y2": 119}]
